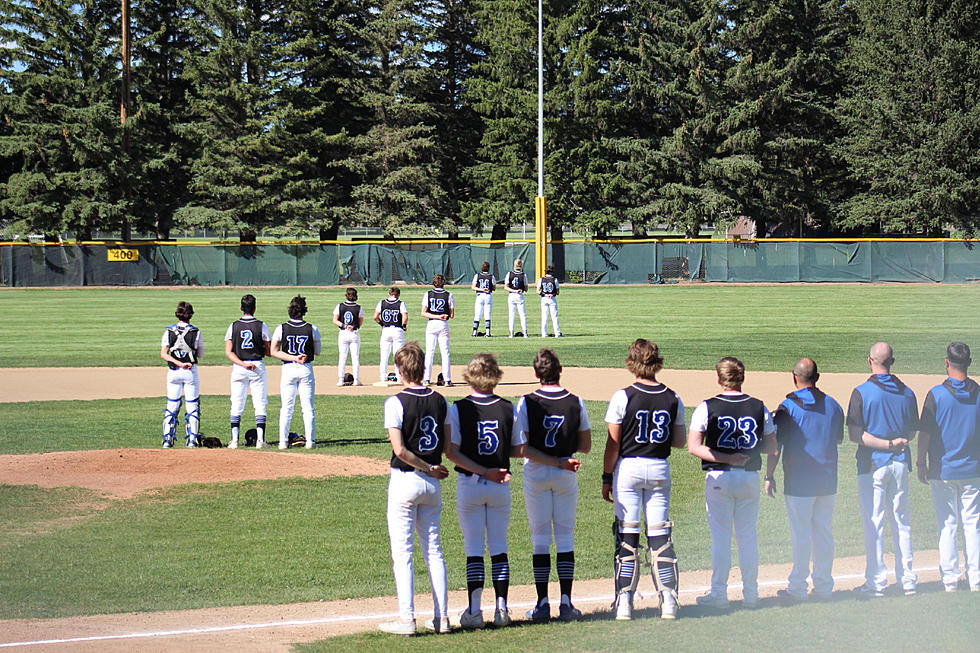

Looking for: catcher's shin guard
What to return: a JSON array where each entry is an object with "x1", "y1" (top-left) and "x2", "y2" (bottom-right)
[
  {"x1": 612, "y1": 520, "x2": 641, "y2": 610},
  {"x1": 184, "y1": 398, "x2": 201, "y2": 446},
  {"x1": 162, "y1": 397, "x2": 182, "y2": 447},
  {"x1": 647, "y1": 521, "x2": 679, "y2": 607}
]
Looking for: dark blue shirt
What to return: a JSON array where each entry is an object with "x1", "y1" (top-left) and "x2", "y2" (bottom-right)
[
  {"x1": 846, "y1": 374, "x2": 918, "y2": 474},
  {"x1": 919, "y1": 377, "x2": 980, "y2": 481},
  {"x1": 774, "y1": 387, "x2": 844, "y2": 496}
]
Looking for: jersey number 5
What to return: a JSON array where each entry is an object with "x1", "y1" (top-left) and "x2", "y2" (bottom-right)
[{"x1": 476, "y1": 420, "x2": 499, "y2": 455}]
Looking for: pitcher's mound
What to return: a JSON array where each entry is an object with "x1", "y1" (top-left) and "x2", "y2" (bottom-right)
[{"x1": 0, "y1": 448, "x2": 389, "y2": 499}]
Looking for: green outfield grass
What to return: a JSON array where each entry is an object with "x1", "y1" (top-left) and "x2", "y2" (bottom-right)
[
  {"x1": 0, "y1": 398, "x2": 940, "y2": 620},
  {"x1": 295, "y1": 591, "x2": 979, "y2": 653},
  {"x1": 1, "y1": 284, "x2": 978, "y2": 370}
]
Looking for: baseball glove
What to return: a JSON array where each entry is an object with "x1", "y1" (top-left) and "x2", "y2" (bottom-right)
[
  {"x1": 244, "y1": 428, "x2": 258, "y2": 447},
  {"x1": 287, "y1": 432, "x2": 306, "y2": 447},
  {"x1": 201, "y1": 436, "x2": 223, "y2": 448}
]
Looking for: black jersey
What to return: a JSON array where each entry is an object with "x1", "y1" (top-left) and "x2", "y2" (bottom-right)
[
  {"x1": 378, "y1": 298, "x2": 404, "y2": 328},
  {"x1": 475, "y1": 272, "x2": 495, "y2": 293},
  {"x1": 279, "y1": 320, "x2": 316, "y2": 363},
  {"x1": 165, "y1": 323, "x2": 200, "y2": 370},
  {"x1": 230, "y1": 317, "x2": 265, "y2": 361},
  {"x1": 506, "y1": 270, "x2": 527, "y2": 291},
  {"x1": 539, "y1": 274, "x2": 559, "y2": 296},
  {"x1": 426, "y1": 288, "x2": 451, "y2": 316},
  {"x1": 618, "y1": 383, "x2": 680, "y2": 460},
  {"x1": 454, "y1": 395, "x2": 515, "y2": 474},
  {"x1": 701, "y1": 393, "x2": 767, "y2": 472},
  {"x1": 391, "y1": 387, "x2": 448, "y2": 471},
  {"x1": 523, "y1": 388, "x2": 583, "y2": 458},
  {"x1": 336, "y1": 301, "x2": 361, "y2": 330}
]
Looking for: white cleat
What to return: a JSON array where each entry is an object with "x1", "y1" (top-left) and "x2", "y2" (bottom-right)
[
  {"x1": 459, "y1": 608, "x2": 484, "y2": 629},
  {"x1": 661, "y1": 596, "x2": 678, "y2": 620},
  {"x1": 424, "y1": 617, "x2": 451, "y2": 633},
  {"x1": 493, "y1": 607, "x2": 511, "y2": 627},
  {"x1": 378, "y1": 619, "x2": 416, "y2": 636},
  {"x1": 615, "y1": 593, "x2": 633, "y2": 621},
  {"x1": 228, "y1": 439, "x2": 238, "y2": 449},
  {"x1": 278, "y1": 442, "x2": 288, "y2": 450}
]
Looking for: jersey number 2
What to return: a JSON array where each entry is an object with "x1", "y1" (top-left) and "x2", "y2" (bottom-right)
[{"x1": 239, "y1": 330, "x2": 254, "y2": 350}]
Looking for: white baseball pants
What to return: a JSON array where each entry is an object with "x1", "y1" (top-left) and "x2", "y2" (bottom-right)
[
  {"x1": 473, "y1": 293, "x2": 493, "y2": 322},
  {"x1": 857, "y1": 460, "x2": 916, "y2": 592},
  {"x1": 507, "y1": 294, "x2": 527, "y2": 335},
  {"x1": 423, "y1": 320, "x2": 451, "y2": 384},
  {"x1": 784, "y1": 493, "x2": 836, "y2": 597},
  {"x1": 930, "y1": 477, "x2": 980, "y2": 589},
  {"x1": 279, "y1": 362, "x2": 315, "y2": 446},
  {"x1": 229, "y1": 360, "x2": 267, "y2": 418},
  {"x1": 386, "y1": 468, "x2": 448, "y2": 622},
  {"x1": 614, "y1": 457, "x2": 670, "y2": 536},
  {"x1": 540, "y1": 297, "x2": 559, "y2": 336},
  {"x1": 456, "y1": 473, "x2": 512, "y2": 557},
  {"x1": 379, "y1": 326, "x2": 405, "y2": 382},
  {"x1": 164, "y1": 367, "x2": 200, "y2": 444},
  {"x1": 705, "y1": 469, "x2": 760, "y2": 602},
  {"x1": 523, "y1": 461, "x2": 578, "y2": 553},
  {"x1": 337, "y1": 329, "x2": 361, "y2": 382}
]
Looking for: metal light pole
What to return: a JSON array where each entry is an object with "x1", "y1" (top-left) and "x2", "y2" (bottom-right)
[{"x1": 534, "y1": 0, "x2": 548, "y2": 278}]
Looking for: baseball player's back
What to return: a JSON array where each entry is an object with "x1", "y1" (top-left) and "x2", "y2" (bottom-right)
[{"x1": 224, "y1": 295, "x2": 271, "y2": 449}]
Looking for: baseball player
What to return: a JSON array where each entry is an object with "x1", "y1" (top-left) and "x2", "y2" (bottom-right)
[
  {"x1": 536, "y1": 264, "x2": 562, "y2": 337},
  {"x1": 160, "y1": 301, "x2": 203, "y2": 448},
  {"x1": 333, "y1": 287, "x2": 364, "y2": 386},
  {"x1": 503, "y1": 259, "x2": 529, "y2": 338},
  {"x1": 688, "y1": 357, "x2": 777, "y2": 609},
  {"x1": 374, "y1": 286, "x2": 408, "y2": 383},
  {"x1": 916, "y1": 342, "x2": 980, "y2": 592},
  {"x1": 470, "y1": 261, "x2": 496, "y2": 338},
  {"x1": 379, "y1": 341, "x2": 451, "y2": 636},
  {"x1": 421, "y1": 273, "x2": 454, "y2": 387},
  {"x1": 271, "y1": 295, "x2": 321, "y2": 450},
  {"x1": 223, "y1": 294, "x2": 271, "y2": 449},
  {"x1": 764, "y1": 358, "x2": 845, "y2": 602},
  {"x1": 446, "y1": 354, "x2": 523, "y2": 628},
  {"x1": 515, "y1": 348, "x2": 592, "y2": 622},
  {"x1": 602, "y1": 339, "x2": 685, "y2": 620},
  {"x1": 847, "y1": 342, "x2": 919, "y2": 597}
]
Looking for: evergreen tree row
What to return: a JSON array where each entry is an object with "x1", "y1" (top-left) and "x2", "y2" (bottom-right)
[{"x1": 1, "y1": 0, "x2": 978, "y2": 240}]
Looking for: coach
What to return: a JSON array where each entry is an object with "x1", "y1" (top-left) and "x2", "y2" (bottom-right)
[
  {"x1": 916, "y1": 342, "x2": 980, "y2": 592},
  {"x1": 765, "y1": 358, "x2": 844, "y2": 601},
  {"x1": 847, "y1": 342, "x2": 919, "y2": 597}
]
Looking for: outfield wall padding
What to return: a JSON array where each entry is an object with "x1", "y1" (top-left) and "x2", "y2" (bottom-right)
[{"x1": 1, "y1": 240, "x2": 977, "y2": 286}]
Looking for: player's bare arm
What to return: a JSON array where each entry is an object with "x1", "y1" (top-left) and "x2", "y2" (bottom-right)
[
  {"x1": 224, "y1": 339, "x2": 256, "y2": 370},
  {"x1": 601, "y1": 423, "x2": 622, "y2": 502},
  {"x1": 670, "y1": 423, "x2": 686, "y2": 448},
  {"x1": 577, "y1": 427, "x2": 592, "y2": 454},
  {"x1": 160, "y1": 345, "x2": 192, "y2": 369},
  {"x1": 522, "y1": 444, "x2": 581, "y2": 471},
  {"x1": 445, "y1": 441, "x2": 511, "y2": 483},
  {"x1": 387, "y1": 426, "x2": 449, "y2": 479},
  {"x1": 850, "y1": 423, "x2": 908, "y2": 452},
  {"x1": 764, "y1": 450, "x2": 781, "y2": 497},
  {"x1": 271, "y1": 339, "x2": 306, "y2": 364},
  {"x1": 687, "y1": 429, "x2": 750, "y2": 467}
]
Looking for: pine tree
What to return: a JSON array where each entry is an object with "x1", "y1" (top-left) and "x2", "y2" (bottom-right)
[
  {"x1": 175, "y1": 0, "x2": 288, "y2": 239},
  {"x1": 462, "y1": 0, "x2": 537, "y2": 238},
  {"x1": 343, "y1": 0, "x2": 448, "y2": 237},
  {"x1": 718, "y1": 0, "x2": 853, "y2": 236},
  {"x1": 0, "y1": 0, "x2": 127, "y2": 240},
  {"x1": 614, "y1": 0, "x2": 738, "y2": 237},
  {"x1": 837, "y1": 0, "x2": 980, "y2": 235},
  {"x1": 130, "y1": 0, "x2": 198, "y2": 239}
]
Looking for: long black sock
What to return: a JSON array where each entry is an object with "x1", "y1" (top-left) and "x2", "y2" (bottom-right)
[
  {"x1": 490, "y1": 553, "x2": 509, "y2": 602},
  {"x1": 556, "y1": 550, "x2": 575, "y2": 601},
  {"x1": 231, "y1": 415, "x2": 241, "y2": 441},
  {"x1": 466, "y1": 555, "x2": 484, "y2": 612},
  {"x1": 532, "y1": 553, "x2": 550, "y2": 603}
]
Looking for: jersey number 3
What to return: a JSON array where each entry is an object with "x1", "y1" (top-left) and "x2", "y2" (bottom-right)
[
  {"x1": 418, "y1": 416, "x2": 440, "y2": 453},
  {"x1": 476, "y1": 420, "x2": 499, "y2": 455}
]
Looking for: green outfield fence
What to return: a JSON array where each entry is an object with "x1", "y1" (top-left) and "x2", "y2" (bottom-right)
[{"x1": 1, "y1": 238, "x2": 978, "y2": 286}]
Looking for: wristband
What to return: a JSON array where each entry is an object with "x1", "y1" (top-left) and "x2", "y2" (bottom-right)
[
  {"x1": 601, "y1": 472, "x2": 613, "y2": 484},
  {"x1": 764, "y1": 475, "x2": 774, "y2": 482}
]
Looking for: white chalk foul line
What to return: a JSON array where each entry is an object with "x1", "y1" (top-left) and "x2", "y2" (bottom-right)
[{"x1": 0, "y1": 565, "x2": 934, "y2": 649}]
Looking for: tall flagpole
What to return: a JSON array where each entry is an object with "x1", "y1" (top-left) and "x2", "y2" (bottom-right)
[{"x1": 534, "y1": 0, "x2": 547, "y2": 278}]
